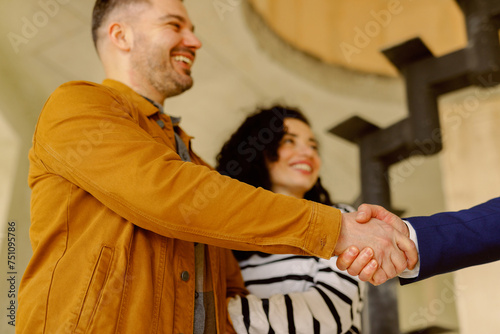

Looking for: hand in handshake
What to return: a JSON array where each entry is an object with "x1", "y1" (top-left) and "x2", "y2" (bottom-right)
[{"x1": 334, "y1": 204, "x2": 418, "y2": 285}]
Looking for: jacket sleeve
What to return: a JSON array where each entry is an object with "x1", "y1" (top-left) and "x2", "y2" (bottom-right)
[
  {"x1": 32, "y1": 82, "x2": 341, "y2": 258},
  {"x1": 401, "y1": 197, "x2": 500, "y2": 284},
  {"x1": 227, "y1": 258, "x2": 364, "y2": 333}
]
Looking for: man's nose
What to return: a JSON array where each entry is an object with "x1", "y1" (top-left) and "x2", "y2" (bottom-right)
[{"x1": 183, "y1": 30, "x2": 202, "y2": 50}]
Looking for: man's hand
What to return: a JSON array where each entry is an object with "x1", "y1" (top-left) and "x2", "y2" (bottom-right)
[
  {"x1": 335, "y1": 205, "x2": 418, "y2": 285},
  {"x1": 337, "y1": 246, "x2": 379, "y2": 282},
  {"x1": 356, "y1": 203, "x2": 410, "y2": 236}
]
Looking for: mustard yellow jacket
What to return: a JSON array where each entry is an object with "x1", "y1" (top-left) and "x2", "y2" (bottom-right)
[{"x1": 17, "y1": 80, "x2": 342, "y2": 333}]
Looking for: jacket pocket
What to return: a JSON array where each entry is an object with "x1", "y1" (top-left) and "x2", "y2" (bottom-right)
[{"x1": 74, "y1": 245, "x2": 114, "y2": 333}]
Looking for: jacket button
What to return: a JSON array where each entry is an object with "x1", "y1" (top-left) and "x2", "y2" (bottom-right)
[{"x1": 181, "y1": 271, "x2": 190, "y2": 282}]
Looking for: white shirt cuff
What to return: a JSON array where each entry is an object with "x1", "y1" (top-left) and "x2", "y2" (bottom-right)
[{"x1": 398, "y1": 220, "x2": 420, "y2": 279}]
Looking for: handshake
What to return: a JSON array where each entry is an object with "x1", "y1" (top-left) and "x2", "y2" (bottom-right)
[{"x1": 334, "y1": 204, "x2": 418, "y2": 285}]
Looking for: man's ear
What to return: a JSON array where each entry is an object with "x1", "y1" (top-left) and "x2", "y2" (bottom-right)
[{"x1": 108, "y1": 22, "x2": 133, "y2": 52}]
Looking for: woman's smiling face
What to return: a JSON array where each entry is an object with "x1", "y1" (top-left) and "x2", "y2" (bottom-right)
[{"x1": 266, "y1": 118, "x2": 321, "y2": 199}]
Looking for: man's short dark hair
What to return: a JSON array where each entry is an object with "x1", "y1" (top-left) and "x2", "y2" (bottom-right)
[{"x1": 91, "y1": 0, "x2": 151, "y2": 49}]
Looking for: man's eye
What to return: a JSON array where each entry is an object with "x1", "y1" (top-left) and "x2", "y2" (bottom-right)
[{"x1": 169, "y1": 23, "x2": 181, "y2": 30}]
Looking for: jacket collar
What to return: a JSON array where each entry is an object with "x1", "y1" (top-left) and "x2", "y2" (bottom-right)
[
  {"x1": 102, "y1": 79, "x2": 159, "y2": 117},
  {"x1": 101, "y1": 79, "x2": 194, "y2": 143}
]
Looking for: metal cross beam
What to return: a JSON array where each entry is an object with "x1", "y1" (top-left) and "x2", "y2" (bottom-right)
[{"x1": 329, "y1": 1, "x2": 500, "y2": 333}]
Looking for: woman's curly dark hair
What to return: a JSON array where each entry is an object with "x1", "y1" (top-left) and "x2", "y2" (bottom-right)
[{"x1": 216, "y1": 105, "x2": 334, "y2": 260}]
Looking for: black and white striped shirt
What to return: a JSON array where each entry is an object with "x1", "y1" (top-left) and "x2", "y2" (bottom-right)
[{"x1": 229, "y1": 205, "x2": 365, "y2": 333}]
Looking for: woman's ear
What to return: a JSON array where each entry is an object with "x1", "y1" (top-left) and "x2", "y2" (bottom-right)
[{"x1": 108, "y1": 22, "x2": 133, "y2": 52}]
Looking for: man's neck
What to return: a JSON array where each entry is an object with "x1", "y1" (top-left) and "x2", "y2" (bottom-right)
[
  {"x1": 104, "y1": 69, "x2": 165, "y2": 105},
  {"x1": 126, "y1": 81, "x2": 165, "y2": 105}
]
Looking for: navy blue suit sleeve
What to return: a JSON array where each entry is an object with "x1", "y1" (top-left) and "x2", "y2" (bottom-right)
[{"x1": 401, "y1": 197, "x2": 500, "y2": 284}]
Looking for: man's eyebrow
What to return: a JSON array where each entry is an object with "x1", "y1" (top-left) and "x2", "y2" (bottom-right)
[{"x1": 159, "y1": 14, "x2": 195, "y2": 31}]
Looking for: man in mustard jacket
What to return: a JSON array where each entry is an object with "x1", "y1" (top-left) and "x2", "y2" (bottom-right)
[{"x1": 16, "y1": 0, "x2": 417, "y2": 333}]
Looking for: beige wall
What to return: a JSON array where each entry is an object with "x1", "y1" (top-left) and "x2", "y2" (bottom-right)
[{"x1": 439, "y1": 86, "x2": 500, "y2": 333}]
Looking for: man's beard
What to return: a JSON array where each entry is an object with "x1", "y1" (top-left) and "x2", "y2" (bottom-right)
[
  {"x1": 131, "y1": 43, "x2": 194, "y2": 99},
  {"x1": 147, "y1": 57, "x2": 193, "y2": 98}
]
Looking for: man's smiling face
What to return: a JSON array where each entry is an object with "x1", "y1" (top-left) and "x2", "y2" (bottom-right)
[{"x1": 129, "y1": 0, "x2": 202, "y2": 99}]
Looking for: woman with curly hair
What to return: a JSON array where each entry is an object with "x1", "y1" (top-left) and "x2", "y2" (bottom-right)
[{"x1": 216, "y1": 105, "x2": 365, "y2": 333}]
